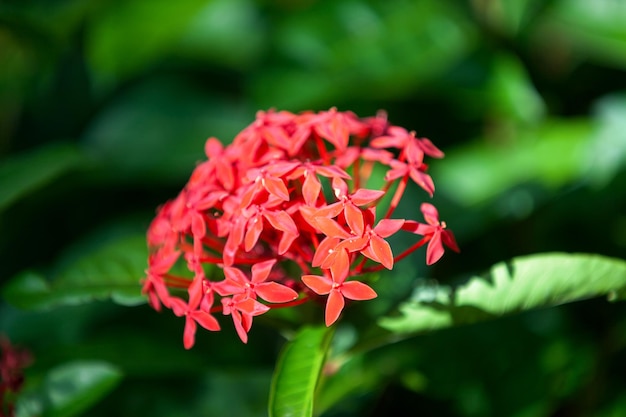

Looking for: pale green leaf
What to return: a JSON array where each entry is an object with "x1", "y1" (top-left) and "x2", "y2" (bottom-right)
[{"x1": 379, "y1": 253, "x2": 626, "y2": 334}]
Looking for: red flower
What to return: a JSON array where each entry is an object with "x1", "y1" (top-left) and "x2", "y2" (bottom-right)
[
  {"x1": 241, "y1": 199, "x2": 299, "y2": 254},
  {"x1": 287, "y1": 162, "x2": 350, "y2": 206},
  {"x1": 370, "y1": 126, "x2": 444, "y2": 159},
  {"x1": 1, "y1": 337, "x2": 32, "y2": 417},
  {"x1": 214, "y1": 260, "x2": 298, "y2": 304},
  {"x1": 403, "y1": 203, "x2": 460, "y2": 265},
  {"x1": 169, "y1": 275, "x2": 220, "y2": 349},
  {"x1": 221, "y1": 295, "x2": 270, "y2": 343},
  {"x1": 144, "y1": 108, "x2": 458, "y2": 346},
  {"x1": 322, "y1": 178, "x2": 385, "y2": 235},
  {"x1": 302, "y1": 250, "x2": 377, "y2": 326},
  {"x1": 385, "y1": 158, "x2": 435, "y2": 196}
]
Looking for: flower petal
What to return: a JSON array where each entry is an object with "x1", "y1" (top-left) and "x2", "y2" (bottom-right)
[
  {"x1": 169, "y1": 297, "x2": 187, "y2": 317},
  {"x1": 369, "y1": 234, "x2": 394, "y2": 270},
  {"x1": 410, "y1": 168, "x2": 434, "y2": 196},
  {"x1": 255, "y1": 282, "x2": 299, "y2": 303},
  {"x1": 213, "y1": 278, "x2": 244, "y2": 297},
  {"x1": 223, "y1": 267, "x2": 249, "y2": 286},
  {"x1": 312, "y1": 236, "x2": 341, "y2": 267},
  {"x1": 263, "y1": 209, "x2": 298, "y2": 235},
  {"x1": 191, "y1": 211, "x2": 206, "y2": 239},
  {"x1": 244, "y1": 215, "x2": 264, "y2": 251},
  {"x1": 315, "y1": 164, "x2": 351, "y2": 179},
  {"x1": 237, "y1": 298, "x2": 270, "y2": 316},
  {"x1": 183, "y1": 316, "x2": 197, "y2": 350},
  {"x1": 373, "y1": 218, "x2": 405, "y2": 238},
  {"x1": 442, "y1": 229, "x2": 460, "y2": 253},
  {"x1": 370, "y1": 134, "x2": 403, "y2": 149},
  {"x1": 420, "y1": 203, "x2": 440, "y2": 226},
  {"x1": 329, "y1": 248, "x2": 350, "y2": 283},
  {"x1": 314, "y1": 202, "x2": 343, "y2": 219},
  {"x1": 263, "y1": 176, "x2": 290, "y2": 201},
  {"x1": 426, "y1": 231, "x2": 444, "y2": 265},
  {"x1": 231, "y1": 310, "x2": 249, "y2": 344},
  {"x1": 314, "y1": 217, "x2": 352, "y2": 240},
  {"x1": 325, "y1": 290, "x2": 345, "y2": 326},
  {"x1": 251, "y1": 259, "x2": 277, "y2": 283},
  {"x1": 302, "y1": 173, "x2": 322, "y2": 206},
  {"x1": 341, "y1": 281, "x2": 377, "y2": 300},
  {"x1": 417, "y1": 137, "x2": 444, "y2": 158},
  {"x1": 187, "y1": 276, "x2": 204, "y2": 310},
  {"x1": 190, "y1": 310, "x2": 221, "y2": 331},
  {"x1": 350, "y1": 189, "x2": 385, "y2": 206},
  {"x1": 344, "y1": 203, "x2": 364, "y2": 236},
  {"x1": 302, "y1": 274, "x2": 333, "y2": 295}
]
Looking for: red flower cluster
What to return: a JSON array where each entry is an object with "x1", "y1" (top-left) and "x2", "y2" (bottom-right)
[
  {"x1": 144, "y1": 108, "x2": 459, "y2": 348},
  {"x1": 1, "y1": 337, "x2": 32, "y2": 417}
]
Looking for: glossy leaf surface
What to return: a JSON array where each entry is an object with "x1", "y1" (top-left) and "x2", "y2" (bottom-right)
[
  {"x1": 380, "y1": 253, "x2": 626, "y2": 334},
  {"x1": 269, "y1": 326, "x2": 334, "y2": 417}
]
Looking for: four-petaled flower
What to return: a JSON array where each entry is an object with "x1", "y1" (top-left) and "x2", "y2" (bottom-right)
[
  {"x1": 403, "y1": 203, "x2": 460, "y2": 265},
  {"x1": 214, "y1": 260, "x2": 299, "y2": 304},
  {"x1": 144, "y1": 108, "x2": 459, "y2": 347},
  {"x1": 169, "y1": 275, "x2": 220, "y2": 350},
  {"x1": 302, "y1": 249, "x2": 377, "y2": 326}
]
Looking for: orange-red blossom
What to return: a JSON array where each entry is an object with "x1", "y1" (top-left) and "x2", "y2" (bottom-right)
[{"x1": 144, "y1": 108, "x2": 459, "y2": 348}]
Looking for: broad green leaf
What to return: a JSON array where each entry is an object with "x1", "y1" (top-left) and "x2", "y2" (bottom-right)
[
  {"x1": 379, "y1": 253, "x2": 626, "y2": 334},
  {"x1": 0, "y1": 143, "x2": 83, "y2": 211},
  {"x1": 16, "y1": 361, "x2": 122, "y2": 417},
  {"x1": 269, "y1": 325, "x2": 334, "y2": 417},
  {"x1": 2, "y1": 235, "x2": 147, "y2": 310}
]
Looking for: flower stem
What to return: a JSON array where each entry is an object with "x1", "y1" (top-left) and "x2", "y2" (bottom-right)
[{"x1": 384, "y1": 173, "x2": 409, "y2": 219}]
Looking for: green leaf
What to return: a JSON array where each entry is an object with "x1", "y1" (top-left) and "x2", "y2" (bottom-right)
[
  {"x1": 16, "y1": 361, "x2": 122, "y2": 417},
  {"x1": 0, "y1": 143, "x2": 83, "y2": 212},
  {"x1": 269, "y1": 325, "x2": 334, "y2": 417},
  {"x1": 2, "y1": 235, "x2": 147, "y2": 310},
  {"x1": 379, "y1": 253, "x2": 626, "y2": 334}
]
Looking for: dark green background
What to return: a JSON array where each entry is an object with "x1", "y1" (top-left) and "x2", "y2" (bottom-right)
[{"x1": 1, "y1": 0, "x2": 626, "y2": 416}]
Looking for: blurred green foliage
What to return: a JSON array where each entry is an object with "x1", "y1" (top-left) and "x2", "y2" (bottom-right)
[{"x1": 1, "y1": 0, "x2": 626, "y2": 416}]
